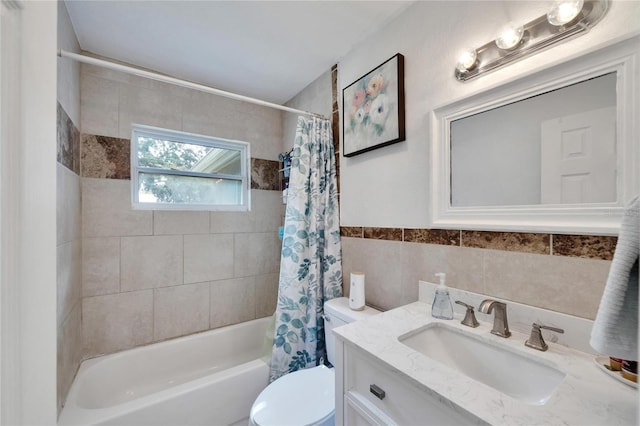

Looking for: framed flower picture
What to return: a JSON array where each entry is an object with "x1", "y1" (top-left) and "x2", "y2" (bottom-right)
[{"x1": 343, "y1": 53, "x2": 405, "y2": 157}]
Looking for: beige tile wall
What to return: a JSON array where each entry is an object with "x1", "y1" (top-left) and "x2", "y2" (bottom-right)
[
  {"x1": 57, "y1": 2, "x2": 82, "y2": 410},
  {"x1": 81, "y1": 180, "x2": 283, "y2": 357},
  {"x1": 56, "y1": 162, "x2": 83, "y2": 410},
  {"x1": 82, "y1": 290, "x2": 154, "y2": 355},
  {"x1": 342, "y1": 237, "x2": 611, "y2": 319},
  {"x1": 79, "y1": 56, "x2": 286, "y2": 357},
  {"x1": 80, "y1": 61, "x2": 283, "y2": 161}
]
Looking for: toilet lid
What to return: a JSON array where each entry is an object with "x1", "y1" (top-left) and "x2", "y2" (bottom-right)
[{"x1": 250, "y1": 365, "x2": 335, "y2": 426}]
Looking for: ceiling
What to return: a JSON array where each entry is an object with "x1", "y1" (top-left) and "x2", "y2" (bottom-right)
[{"x1": 65, "y1": 1, "x2": 414, "y2": 104}]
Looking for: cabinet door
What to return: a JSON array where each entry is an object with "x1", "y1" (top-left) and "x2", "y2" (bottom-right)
[
  {"x1": 345, "y1": 404, "x2": 377, "y2": 426},
  {"x1": 345, "y1": 393, "x2": 396, "y2": 426},
  {"x1": 345, "y1": 347, "x2": 476, "y2": 425}
]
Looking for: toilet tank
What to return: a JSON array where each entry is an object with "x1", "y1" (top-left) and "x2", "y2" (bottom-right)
[{"x1": 324, "y1": 297, "x2": 380, "y2": 365}]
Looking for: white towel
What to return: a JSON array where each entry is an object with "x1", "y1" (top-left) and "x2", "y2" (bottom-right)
[{"x1": 590, "y1": 196, "x2": 639, "y2": 360}]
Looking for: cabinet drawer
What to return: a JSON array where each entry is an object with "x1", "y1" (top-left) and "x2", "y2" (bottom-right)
[{"x1": 345, "y1": 347, "x2": 475, "y2": 425}]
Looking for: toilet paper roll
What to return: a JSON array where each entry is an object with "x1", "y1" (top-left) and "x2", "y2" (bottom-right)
[{"x1": 349, "y1": 272, "x2": 365, "y2": 311}]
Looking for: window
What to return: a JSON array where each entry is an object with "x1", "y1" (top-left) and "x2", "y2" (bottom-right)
[{"x1": 131, "y1": 124, "x2": 250, "y2": 211}]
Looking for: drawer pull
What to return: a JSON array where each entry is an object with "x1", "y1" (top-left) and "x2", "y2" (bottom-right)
[{"x1": 370, "y1": 384, "x2": 386, "y2": 400}]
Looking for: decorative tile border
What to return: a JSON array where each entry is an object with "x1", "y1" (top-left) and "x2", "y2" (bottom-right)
[
  {"x1": 552, "y1": 234, "x2": 617, "y2": 260},
  {"x1": 57, "y1": 102, "x2": 80, "y2": 174},
  {"x1": 341, "y1": 226, "x2": 616, "y2": 260},
  {"x1": 331, "y1": 64, "x2": 340, "y2": 152},
  {"x1": 331, "y1": 64, "x2": 341, "y2": 196},
  {"x1": 461, "y1": 230, "x2": 550, "y2": 255},
  {"x1": 250, "y1": 158, "x2": 280, "y2": 190},
  {"x1": 81, "y1": 134, "x2": 130, "y2": 179},
  {"x1": 340, "y1": 226, "x2": 363, "y2": 238},
  {"x1": 363, "y1": 227, "x2": 403, "y2": 241},
  {"x1": 76, "y1": 131, "x2": 280, "y2": 191},
  {"x1": 404, "y1": 228, "x2": 460, "y2": 246}
]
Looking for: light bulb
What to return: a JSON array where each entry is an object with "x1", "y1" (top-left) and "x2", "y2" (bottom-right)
[
  {"x1": 547, "y1": 0, "x2": 584, "y2": 26},
  {"x1": 495, "y1": 22, "x2": 524, "y2": 50},
  {"x1": 456, "y1": 48, "x2": 477, "y2": 72}
]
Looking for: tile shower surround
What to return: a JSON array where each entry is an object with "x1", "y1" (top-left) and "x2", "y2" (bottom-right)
[
  {"x1": 68, "y1": 137, "x2": 282, "y2": 354},
  {"x1": 57, "y1": 103, "x2": 83, "y2": 412},
  {"x1": 80, "y1": 173, "x2": 282, "y2": 357},
  {"x1": 74, "y1": 56, "x2": 303, "y2": 358},
  {"x1": 76, "y1": 62, "x2": 286, "y2": 359}
]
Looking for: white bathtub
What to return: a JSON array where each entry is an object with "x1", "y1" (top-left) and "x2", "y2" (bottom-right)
[{"x1": 59, "y1": 317, "x2": 273, "y2": 426}]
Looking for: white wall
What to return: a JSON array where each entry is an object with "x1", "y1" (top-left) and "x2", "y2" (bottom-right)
[
  {"x1": 57, "y1": 1, "x2": 80, "y2": 126},
  {"x1": 339, "y1": 0, "x2": 640, "y2": 227},
  {"x1": 283, "y1": 69, "x2": 333, "y2": 150},
  {"x1": 20, "y1": 1, "x2": 58, "y2": 423}
]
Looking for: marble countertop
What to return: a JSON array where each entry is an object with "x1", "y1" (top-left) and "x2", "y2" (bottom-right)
[{"x1": 333, "y1": 301, "x2": 638, "y2": 425}]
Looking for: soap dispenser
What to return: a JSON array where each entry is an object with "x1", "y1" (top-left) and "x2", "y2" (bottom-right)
[{"x1": 431, "y1": 272, "x2": 454, "y2": 320}]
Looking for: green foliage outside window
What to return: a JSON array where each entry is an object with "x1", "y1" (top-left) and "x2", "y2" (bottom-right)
[
  {"x1": 132, "y1": 126, "x2": 247, "y2": 209},
  {"x1": 137, "y1": 137, "x2": 209, "y2": 203}
]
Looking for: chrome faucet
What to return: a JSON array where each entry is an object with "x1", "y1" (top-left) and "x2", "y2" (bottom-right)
[
  {"x1": 478, "y1": 299, "x2": 511, "y2": 338},
  {"x1": 525, "y1": 323, "x2": 565, "y2": 351}
]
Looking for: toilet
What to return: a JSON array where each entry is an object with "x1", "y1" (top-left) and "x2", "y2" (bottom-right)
[{"x1": 249, "y1": 297, "x2": 380, "y2": 426}]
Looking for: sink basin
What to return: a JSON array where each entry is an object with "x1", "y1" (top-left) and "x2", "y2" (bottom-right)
[{"x1": 398, "y1": 323, "x2": 566, "y2": 405}]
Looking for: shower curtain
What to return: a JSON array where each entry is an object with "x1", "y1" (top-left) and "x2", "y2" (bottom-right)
[{"x1": 269, "y1": 116, "x2": 342, "y2": 382}]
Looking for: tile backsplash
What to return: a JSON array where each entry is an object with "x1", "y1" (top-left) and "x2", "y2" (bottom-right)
[
  {"x1": 341, "y1": 227, "x2": 615, "y2": 318},
  {"x1": 552, "y1": 234, "x2": 618, "y2": 259},
  {"x1": 341, "y1": 228, "x2": 613, "y2": 320},
  {"x1": 341, "y1": 227, "x2": 616, "y2": 260},
  {"x1": 417, "y1": 281, "x2": 596, "y2": 354}
]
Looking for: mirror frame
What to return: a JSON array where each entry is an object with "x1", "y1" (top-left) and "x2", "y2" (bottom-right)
[{"x1": 430, "y1": 36, "x2": 639, "y2": 235}]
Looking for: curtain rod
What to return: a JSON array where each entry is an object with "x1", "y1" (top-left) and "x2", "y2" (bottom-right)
[{"x1": 58, "y1": 50, "x2": 328, "y2": 120}]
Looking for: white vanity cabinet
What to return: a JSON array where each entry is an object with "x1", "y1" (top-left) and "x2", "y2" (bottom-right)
[
  {"x1": 335, "y1": 338, "x2": 478, "y2": 426},
  {"x1": 333, "y1": 293, "x2": 638, "y2": 426}
]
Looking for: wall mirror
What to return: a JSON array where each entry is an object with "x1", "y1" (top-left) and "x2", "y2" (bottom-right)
[{"x1": 430, "y1": 36, "x2": 638, "y2": 235}]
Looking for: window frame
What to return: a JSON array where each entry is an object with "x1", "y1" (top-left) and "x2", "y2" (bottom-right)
[{"x1": 131, "y1": 124, "x2": 251, "y2": 211}]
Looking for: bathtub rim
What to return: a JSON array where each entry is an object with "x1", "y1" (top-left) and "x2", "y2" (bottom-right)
[
  {"x1": 59, "y1": 316, "x2": 273, "y2": 425},
  {"x1": 82, "y1": 316, "x2": 273, "y2": 365},
  {"x1": 59, "y1": 358, "x2": 269, "y2": 426}
]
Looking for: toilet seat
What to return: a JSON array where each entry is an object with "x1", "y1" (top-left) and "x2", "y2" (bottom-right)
[{"x1": 250, "y1": 365, "x2": 335, "y2": 426}]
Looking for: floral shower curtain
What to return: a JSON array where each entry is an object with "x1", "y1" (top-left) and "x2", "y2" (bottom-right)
[{"x1": 269, "y1": 116, "x2": 342, "y2": 382}]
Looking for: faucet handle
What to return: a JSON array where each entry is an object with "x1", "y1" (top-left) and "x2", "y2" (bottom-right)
[
  {"x1": 455, "y1": 300, "x2": 479, "y2": 328},
  {"x1": 525, "y1": 323, "x2": 564, "y2": 351},
  {"x1": 455, "y1": 300, "x2": 474, "y2": 309},
  {"x1": 536, "y1": 323, "x2": 565, "y2": 334}
]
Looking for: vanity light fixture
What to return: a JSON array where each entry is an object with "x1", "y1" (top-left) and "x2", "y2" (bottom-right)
[
  {"x1": 495, "y1": 23, "x2": 524, "y2": 50},
  {"x1": 454, "y1": 0, "x2": 608, "y2": 81},
  {"x1": 547, "y1": 0, "x2": 585, "y2": 26},
  {"x1": 456, "y1": 48, "x2": 478, "y2": 72}
]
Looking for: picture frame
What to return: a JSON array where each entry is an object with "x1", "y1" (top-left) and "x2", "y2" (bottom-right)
[{"x1": 343, "y1": 53, "x2": 405, "y2": 157}]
